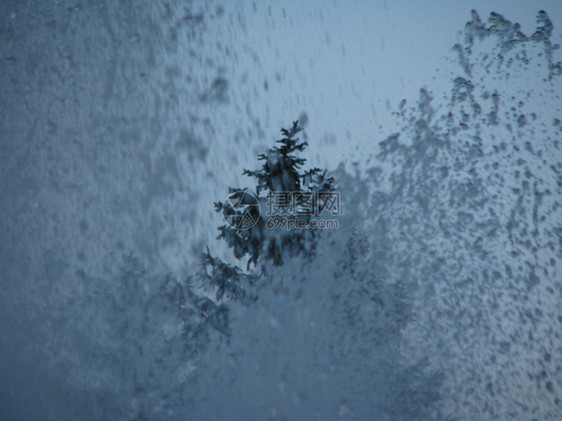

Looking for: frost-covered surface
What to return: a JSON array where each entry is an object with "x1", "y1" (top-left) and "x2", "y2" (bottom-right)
[
  {"x1": 390, "y1": 12, "x2": 562, "y2": 419},
  {"x1": 1, "y1": 1, "x2": 561, "y2": 420}
]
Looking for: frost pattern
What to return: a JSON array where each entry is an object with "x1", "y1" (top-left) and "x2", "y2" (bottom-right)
[
  {"x1": 3, "y1": 8, "x2": 560, "y2": 421},
  {"x1": 80, "y1": 10, "x2": 561, "y2": 420}
]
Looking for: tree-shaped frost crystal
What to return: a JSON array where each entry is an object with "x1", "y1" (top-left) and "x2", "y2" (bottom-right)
[{"x1": 215, "y1": 121, "x2": 335, "y2": 268}]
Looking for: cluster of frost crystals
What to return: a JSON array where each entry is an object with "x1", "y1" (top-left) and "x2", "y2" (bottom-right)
[
  {"x1": 184, "y1": 223, "x2": 444, "y2": 420},
  {"x1": 139, "y1": 118, "x2": 444, "y2": 419},
  {"x1": 49, "y1": 10, "x2": 560, "y2": 421},
  {"x1": 362, "y1": 10, "x2": 561, "y2": 420},
  {"x1": 56, "y1": 117, "x2": 441, "y2": 419},
  {"x1": 128, "y1": 11, "x2": 560, "y2": 420},
  {"x1": 215, "y1": 121, "x2": 334, "y2": 268},
  {"x1": 457, "y1": 9, "x2": 561, "y2": 78}
]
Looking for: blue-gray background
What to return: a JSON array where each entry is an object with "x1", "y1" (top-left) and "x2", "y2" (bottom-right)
[{"x1": 1, "y1": 1, "x2": 561, "y2": 420}]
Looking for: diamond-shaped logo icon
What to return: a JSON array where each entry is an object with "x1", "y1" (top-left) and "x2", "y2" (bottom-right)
[{"x1": 221, "y1": 190, "x2": 261, "y2": 229}]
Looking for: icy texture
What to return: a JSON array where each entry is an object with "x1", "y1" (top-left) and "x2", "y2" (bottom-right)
[
  {"x1": 216, "y1": 122, "x2": 334, "y2": 268},
  {"x1": 131, "y1": 10, "x2": 562, "y2": 417},
  {"x1": 1, "y1": 3, "x2": 561, "y2": 421},
  {"x1": 368, "y1": 10, "x2": 562, "y2": 420}
]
